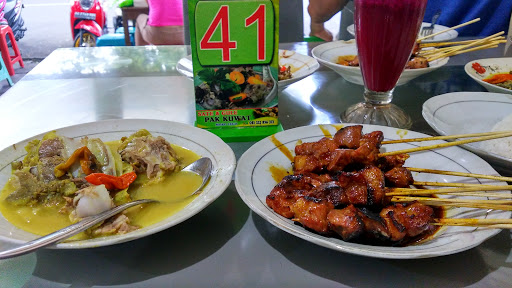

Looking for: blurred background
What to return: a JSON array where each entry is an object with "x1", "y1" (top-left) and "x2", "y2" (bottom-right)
[{"x1": 18, "y1": 0, "x2": 339, "y2": 60}]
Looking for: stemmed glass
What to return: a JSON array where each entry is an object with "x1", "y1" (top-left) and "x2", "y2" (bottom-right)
[{"x1": 341, "y1": 0, "x2": 428, "y2": 129}]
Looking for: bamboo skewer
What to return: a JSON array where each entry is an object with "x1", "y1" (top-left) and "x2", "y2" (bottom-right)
[
  {"x1": 428, "y1": 192, "x2": 512, "y2": 199},
  {"x1": 435, "y1": 223, "x2": 512, "y2": 229},
  {"x1": 378, "y1": 131, "x2": 512, "y2": 157},
  {"x1": 412, "y1": 181, "x2": 504, "y2": 188},
  {"x1": 426, "y1": 31, "x2": 504, "y2": 52},
  {"x1": 391, "y1": 196, "x2": 512, "y2": 211},
  {"x1": 417, "y1": 37, "x2": 505, "y2": 53},
  {"x1": 392, "y1": 196, "x2": 512, "y2": 205},
  {"x1": 381, "y1": 131, "x2": 512, "y2": 145},
  {"x1": 433, "y1": 218, "x2": 512, "y2": 229},
  {"x1": 436, "y1": 218, "x2": 512, "y2": 224},
  {"x1": 406, "y1": 167, "x2": 512, "y2": 182},
  {"x1": 416, "y1": 18, "x2": 481, "y2": 42},
  {"x1": 427, "y1": 40, "x2": 505, "y2": 62},
  {"x1": 388, "y1": 191, "x2": 512, "y2": 198},
  {"x1": 419, "y1": 37, "x2": 506, "y2": 48},
  {"x1": 418, "y1": 39, "x2": 506, "y2": 59},
  {"x1": 414, "y1": 27, "x2": 506, "y2": 62},
  {"x1": 387, "y1": 185, "x2": 512, "y2": 196}
]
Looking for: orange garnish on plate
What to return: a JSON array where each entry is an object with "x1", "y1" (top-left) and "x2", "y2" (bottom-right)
[{"x1": 482, "y1": 73, "x2": 512, "y2": 84}]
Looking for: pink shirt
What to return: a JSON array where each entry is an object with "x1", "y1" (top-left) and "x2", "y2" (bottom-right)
[{"x1": 147, "y1": 0, "x2": 183, "y2": 27}]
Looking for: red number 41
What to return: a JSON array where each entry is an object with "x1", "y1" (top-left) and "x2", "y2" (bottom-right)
[{"x1": 200, "y1": 4, "x2": 267, "y2": 62}]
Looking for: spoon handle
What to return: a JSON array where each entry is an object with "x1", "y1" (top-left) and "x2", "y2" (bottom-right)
[{"x1": 0, "y1": 199, "x2": 155, "y2": 260}]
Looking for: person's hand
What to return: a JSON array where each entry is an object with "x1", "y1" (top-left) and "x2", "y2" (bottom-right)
[{"x1": 310, "y1": 23, "x2": 333, "y2": 41}]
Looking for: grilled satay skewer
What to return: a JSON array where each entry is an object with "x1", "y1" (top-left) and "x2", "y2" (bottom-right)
[
  {"x1": 379, "y1": 131, "x2": 512, "y2": 157},
  {"x1": 434, "y1": 218, "x2": 512, "y2": 229},
  {"x1": 406, "y1": 167, "x2": 512, "y2": 182},
  {"x1": 381, "y1": 130, "x2": 512, "y2": 144}
]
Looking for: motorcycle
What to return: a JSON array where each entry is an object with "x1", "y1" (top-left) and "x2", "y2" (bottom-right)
[
  {"x1": 70, "y1": 0, "x2": 107, "y2": 47},
  {"x1": 0, "y1": 0, "x2": 26, "y2": 46}
]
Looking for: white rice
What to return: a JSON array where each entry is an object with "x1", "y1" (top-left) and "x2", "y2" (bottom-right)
[{"x1": 480, "y1": 114, "x2": 512, "y2": 160}]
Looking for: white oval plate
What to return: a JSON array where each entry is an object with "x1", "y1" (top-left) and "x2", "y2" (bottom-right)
[
  {"x1": 176, "y1": 50, "x2": 320, "y2": 89},
  {"x1": 0, "y1": 119, "x2": 236, "y2": 249},
  {"x1": 423, "y1": 92, "x2": 512, "y2": 172},
  {"x1": 347, "y1": 22, "x2": 458, "y2": 42},
  {"x1": 311, "y1": 40, "x2": 449, "y2": 86},
  {"x1": 464, "y1": 58, "x2": 512, "y2": 95},
  {"x1": 235, "y1": 124, "x2": 510, "y2": 259}
]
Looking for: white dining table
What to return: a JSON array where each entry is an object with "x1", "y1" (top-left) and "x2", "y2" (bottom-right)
[{"x1": 0, "y1": 41, "x2": 511, "y2": 288}]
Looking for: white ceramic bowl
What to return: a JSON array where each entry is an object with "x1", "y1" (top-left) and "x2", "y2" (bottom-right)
[
  {"x1": 422, "y1": 91, "x2": 512, "y2": 174},
  {"x1": 235, "y1": 123, "x2": 510, "y2": 259},
  {"x1": 311, "y1": 40, "x2": 449, "y2": 86},
  {"x1": 278, "y1": 49, "x2": 320, "y2": 88},
  {"x1": 464, "y1": 58, "x2": 512, "y2": 95},
  {"x1": 0, "y1": 119, "x2": 236, "y2": 249}
]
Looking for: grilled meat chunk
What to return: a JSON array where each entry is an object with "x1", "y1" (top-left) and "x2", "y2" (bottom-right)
[
  {"x1": 328, "y1": 205, "x2": 389, "y2": 241},
  {"x1": 266, "y1": 174, "x2": 323, "y2": 218},
  {"x1": 380, "y1": 202, "x2": 434, "y2": 242},
  {"x1": 270, "y1": 166, "x2": 390, "y2": 210},
  {"x1": 294, "y1": 128, "x2": 386, "y2": 174},
  {"x1": 333, "y1": 125, "x2": 363, "y2": 149},
  {"x1": 376, "y1": 154, "x2": 410, "y2": 171},
  {"x1": 291, "y1": 197, "x2": 334, "y2": 234},
  {"x1": 328, "y1": 202, "x2": 433, "y2": 243},
  {"x1": 361, "y1": 165, "x2": 387, "y2": 206},
  {"x1": 327, "y1": 205, "x2": 364, "y2": 240},
  {"x1": 406, "y1": 56, "x2": 429, "y2": 69},
  {"x1": 385, "y1": 167, "x2": 414, "y2": 187}
]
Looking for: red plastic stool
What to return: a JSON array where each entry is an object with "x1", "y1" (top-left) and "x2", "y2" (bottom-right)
[{"x1": 0, "y1": 25, "x2": 24, "y2": 76}]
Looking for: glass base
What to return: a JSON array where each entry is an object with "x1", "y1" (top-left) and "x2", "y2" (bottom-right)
[{"x1": 341, "y1": 102, "x2": 412, "y2": 129}]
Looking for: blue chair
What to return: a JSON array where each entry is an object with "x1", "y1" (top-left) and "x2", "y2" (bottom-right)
[
  {"x1": 0, "y1": 55, "x2": 13, "y2": 86},
  {"x1": 115, "y1": 27, "x2": 135, "y2": 45},
  {"x1": 116, "y1": 26, "x2": 135, "y2": 35},
  {"x1": 96, "y1": 33, "x2": 127, "y2": 46}
]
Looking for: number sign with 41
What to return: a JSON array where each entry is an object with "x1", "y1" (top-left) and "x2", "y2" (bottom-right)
[{"x1": 194, "y1": 0, "x2": 276, "y2": 66}]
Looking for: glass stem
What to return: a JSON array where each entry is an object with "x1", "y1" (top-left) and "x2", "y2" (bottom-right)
[{"x1": 363, "y1": 88, "x2": 394, "y2": 105}]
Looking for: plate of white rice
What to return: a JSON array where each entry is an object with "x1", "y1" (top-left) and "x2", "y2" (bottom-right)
[
  {"x1": 481, "y1": 114, "x2": 512, "y2": 160},
  {"x1": 423, "y1": 92, "x2": 512, "y2": 174}
]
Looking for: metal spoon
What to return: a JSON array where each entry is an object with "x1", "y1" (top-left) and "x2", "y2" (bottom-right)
[
  {"x1": 0, "y1": 157, "x2": 213, "y2": 260},
  {"x1": 182, "y1": 157, "x2": 213, "y2": 196}
]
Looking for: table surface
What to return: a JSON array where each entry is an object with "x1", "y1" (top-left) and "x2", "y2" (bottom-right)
[{"x1": 1, "y1": 41, "x2": 512, "y2": 288}]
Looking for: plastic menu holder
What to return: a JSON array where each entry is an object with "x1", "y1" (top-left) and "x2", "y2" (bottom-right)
[{"x1": 188, "y1": 0, "x2": 281, "y2": 142}]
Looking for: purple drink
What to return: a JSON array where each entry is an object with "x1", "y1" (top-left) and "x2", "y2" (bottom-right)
[{"x1": 355, "y1": 0, "x2": 427, "y2": 92}]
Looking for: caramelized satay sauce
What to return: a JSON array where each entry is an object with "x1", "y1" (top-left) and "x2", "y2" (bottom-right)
[
  {"x1": 270, "y1": 134, "x2": 294, "y2": 163},
  {"x1": 319, "y1": 125, "x2": 333, "y2": 138}
]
